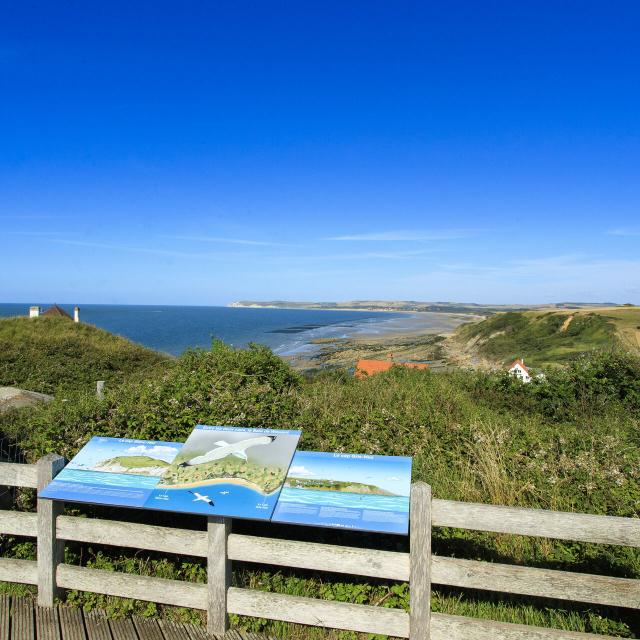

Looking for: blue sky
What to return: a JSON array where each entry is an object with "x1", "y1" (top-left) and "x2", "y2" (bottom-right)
[
  {"x1": 1, "y1": 1, "x2": 639, "y2": 305},
  {"x1": 68, "y1": 437, "x2": 182, "y2": 469}
]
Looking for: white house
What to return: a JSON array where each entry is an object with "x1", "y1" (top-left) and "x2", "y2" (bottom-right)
[{"x1": 508, "y1": 358, "x2": 531, "y2": 383}]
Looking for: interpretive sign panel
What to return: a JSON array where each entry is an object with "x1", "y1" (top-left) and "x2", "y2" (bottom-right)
[
  {"x1": 40, "y1": 425, "x2": 301, "y2": 520},
  {"x1": 271, "y1": 451, "x2": 412, "y2": 534}
]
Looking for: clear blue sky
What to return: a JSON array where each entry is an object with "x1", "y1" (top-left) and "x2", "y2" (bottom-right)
[{"x1": 2, "y1": 1, "x2": 639, "y2": 305}]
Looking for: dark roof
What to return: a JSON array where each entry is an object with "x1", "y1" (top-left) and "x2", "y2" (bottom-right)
[{"x1": 41, "y1": 304, "x2": 73, "y2": 320}]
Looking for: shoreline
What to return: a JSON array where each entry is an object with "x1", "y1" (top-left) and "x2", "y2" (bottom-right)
[
  {"x1": 281, "y1": 311, "x2": 482, "y2": 370},
  {"x1": 158, "y1": 476, "x2": 276, "y2": 495}
]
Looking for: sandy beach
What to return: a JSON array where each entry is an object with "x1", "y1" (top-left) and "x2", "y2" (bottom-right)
[
  {"x1": 284, "y1": 311, "x2": 482, "y2": 370},
  {"x1": 159, "y1": 476, "x2": 276, "y2": 495}
]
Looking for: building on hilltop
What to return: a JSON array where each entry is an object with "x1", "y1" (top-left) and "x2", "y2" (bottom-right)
[
  {"x1": 508, "y1": 358, "x2": 531, "y2": 383},
  {"x1": 355, "y1": 358, "x2": 429, "y2": 378},
  {"x1": 29, "y1": 304, "x2": 80, "y2": 323}
]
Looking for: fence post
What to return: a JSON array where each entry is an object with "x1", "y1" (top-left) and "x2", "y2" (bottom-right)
[
  {"x1": 207, "y1": 516, "x2": 231, "y2": 635},
  {"x1": 37, "y1": 453, "x2": 65, "y2": 607},
  {"x1": 410, "y1": 482, "x2": 432, "y2": 640}
]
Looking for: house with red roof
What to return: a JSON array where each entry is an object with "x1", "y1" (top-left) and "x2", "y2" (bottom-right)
[
  {"x1": 355, "y1": 358, "x2": 429, "y2": 378},
  {"x1": 508, "y1": 358, "x2": 531, "y2": 383}
]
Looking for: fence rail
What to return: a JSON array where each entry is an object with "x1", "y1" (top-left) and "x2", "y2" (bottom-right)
[{"x1": 0, "y1": 457, "x2": 638, "y2": 639}]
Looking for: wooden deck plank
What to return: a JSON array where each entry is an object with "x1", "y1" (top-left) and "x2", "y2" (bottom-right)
[
  {"x1": 84, "y1": 610, "x2": 112, "y2": 640},
  {"x1": 35, "y1": 606, "x2": 61, "y2": 640},
  {"x1": 156, "y1": 619, "x2": 192, "y2": 640},
  {"x1": 132, "y1": 618, "x2": 164, "y2": 640},
  {"x1": 107, "y1": 618, "x2": 138, "y2": 640},
  {"x1": 0, "y1": 596, "x2": 10, "y2": 640},
  {"x1": 11, "y1": 597, "x2": 35, "y2": 640},
  {"x1": 182, "y1": 623, "x2": 208, "y2": 640},
  {"x1": 2, "y1": 600, "x2": 271, "y2": 640},
  {"x1": 58, "y1": 606, "x2": 87, "y2": 640}
]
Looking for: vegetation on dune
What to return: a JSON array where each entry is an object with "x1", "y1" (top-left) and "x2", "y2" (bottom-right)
[
  {"x1": 0, "y1": 316, "x2": 169, "y2": 394},
  {"x1": 454, "y1": 310, "x2": 622, "y2": 367},
  {"x1": 159, "y1": 455, "x2": 286, "y2": 494},
  {"x1": 1, "y1": 334, "x2": 640, "y2": 636}
]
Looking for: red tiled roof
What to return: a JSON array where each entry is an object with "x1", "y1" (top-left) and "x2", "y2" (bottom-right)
[
  {"x1": 355, "y1": 359, "x2": 429, "y2": 378},
  {"x1": 508, "y1": 358, "x2": 530, "y2": 374}
]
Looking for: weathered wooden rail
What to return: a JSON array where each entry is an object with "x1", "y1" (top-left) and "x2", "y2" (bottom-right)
[{"x1": 1, "y1": 455, "x2": 639, "y2": 639}]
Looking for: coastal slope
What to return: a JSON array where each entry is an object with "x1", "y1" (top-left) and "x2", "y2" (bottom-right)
[{"x1": 447, "y1": 306, "x2": 640, "y2": 368}]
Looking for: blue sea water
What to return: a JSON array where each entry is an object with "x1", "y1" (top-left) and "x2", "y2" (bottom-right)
[
  {"x1": 147, "y1": 482, "x2": 278, "y2": 520},
  {"x1": 53, "y1": 468, "x2": 160, "y2": 489},
  {"x1": 278, "y1": 487, "x2": 409, "y2": 512},
  {"x1": 273, "y1": 487, "x2": 410, "y2": 534},
  {"x1": 40, "y1": 467, "x2": 279, "y2": 519},
  {"x1": 0, "y1": 303, "x2": 405, "y2": 356}
]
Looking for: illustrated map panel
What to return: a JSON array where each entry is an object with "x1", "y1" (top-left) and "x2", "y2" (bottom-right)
[
  {"x1": 147, "y1": 425, "x2": 301, "y2": 518},
  {"x1": 272, "y1": 451, "x2": 412, "y2": 534}
]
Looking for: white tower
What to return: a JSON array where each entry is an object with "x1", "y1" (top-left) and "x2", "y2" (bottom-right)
[{"x1": 74, "y1": 306, "x2": 80, "y2": 323}]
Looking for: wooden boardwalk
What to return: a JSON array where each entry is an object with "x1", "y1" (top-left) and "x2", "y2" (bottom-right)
[{"x1": 0, "y1": 595, "x2": 272, "y2": 640}]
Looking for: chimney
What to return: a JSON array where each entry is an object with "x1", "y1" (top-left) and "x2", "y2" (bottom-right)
[
  {"x1": 74, "y1": 306, "x2": 80, "y2": 323},
  {"x1": 29, "y1": 306, "x2": 41, "y2": 318}
]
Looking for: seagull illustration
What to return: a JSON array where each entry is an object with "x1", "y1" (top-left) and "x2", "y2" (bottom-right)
[
  {"x1": 178, "y1": 435, "x2": 276, "y2": 467},
  {"x1": 189, "y1": 491, "x2": 214, "y2": 506}
]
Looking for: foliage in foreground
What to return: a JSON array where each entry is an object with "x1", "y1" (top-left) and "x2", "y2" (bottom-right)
[{"x1": 1, "y1": 341, "x2": 640, "y2": 637}]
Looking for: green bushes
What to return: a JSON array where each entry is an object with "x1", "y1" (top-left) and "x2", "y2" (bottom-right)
[{"x1": 0, "y1": 340, "x2": 300, "y2": 460}]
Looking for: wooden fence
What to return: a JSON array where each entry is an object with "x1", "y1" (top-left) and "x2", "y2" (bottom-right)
[{"x1": 0, "y1": 454, "x2": 639, "y2": 639}]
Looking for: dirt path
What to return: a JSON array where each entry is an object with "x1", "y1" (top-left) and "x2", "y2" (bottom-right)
[{"x1": 560, "y1": 315, "x2": 575, "y2": 332}]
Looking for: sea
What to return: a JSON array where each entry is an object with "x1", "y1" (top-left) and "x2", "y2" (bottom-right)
[
  {"x1": 0, "y1": 302, "x2": 422, "y2": 357},
  {"x1": 278, "y1": 486, "x2": 409, "y2": 513}
]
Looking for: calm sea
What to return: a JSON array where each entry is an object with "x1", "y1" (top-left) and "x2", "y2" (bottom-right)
[
  {"x1": 278, "y1": 486, "x2": 410, "y2": 512},
  {"x1": 0, "y1": 303, "x2": 406, "y2": 356}
]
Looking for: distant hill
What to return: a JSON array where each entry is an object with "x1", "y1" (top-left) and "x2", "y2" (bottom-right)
[
  {"x1": 230, "y1": 300, "x2": 619, "y2": 316},
  {"x1": 0, "y1": 316, "x2": 169, "y2": 395},
  {"x1": 285, "y1": 477, "x2": 395, "y2": 495},
  {"x1": 450, "y1": 306, "x2": 640, "y2": 367},
  {"x1": 92, "y1": 455, "x2": 170, "y2": 475}
]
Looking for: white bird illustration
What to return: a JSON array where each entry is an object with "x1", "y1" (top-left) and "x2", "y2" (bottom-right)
[
  {"x1": 189, "y1": 491, "x2": 214, "y2": 506},
  {"x1": 179, "y1": 435, "x2": 276, "y2": 467}
]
